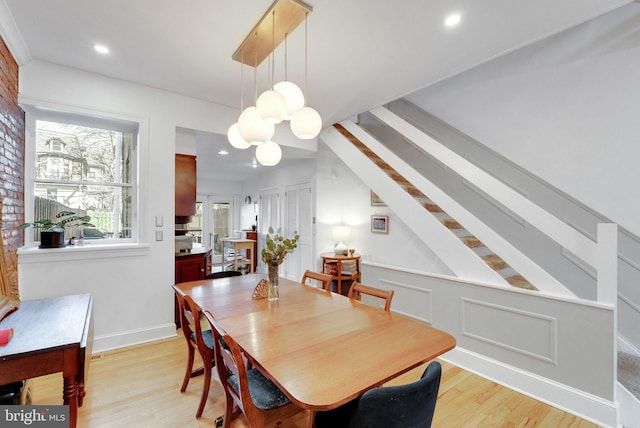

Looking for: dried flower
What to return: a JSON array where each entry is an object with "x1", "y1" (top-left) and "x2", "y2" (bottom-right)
[{"x1": 261, "y1": 227, "x2": 300, "y2": 266}]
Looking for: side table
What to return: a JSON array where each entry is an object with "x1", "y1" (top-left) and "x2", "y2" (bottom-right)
[{"x1": 321, "y1": 253, "x2": 361, "y2": 295}]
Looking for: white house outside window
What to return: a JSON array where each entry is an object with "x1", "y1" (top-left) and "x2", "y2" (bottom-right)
[{"x1": 24, "y1": 109, "x2": 139, "y2": 246}]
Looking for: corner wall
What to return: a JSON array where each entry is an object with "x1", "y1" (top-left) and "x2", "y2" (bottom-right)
[{"x1": 0, "y1": 34, "x2": 24, "y2": 296}]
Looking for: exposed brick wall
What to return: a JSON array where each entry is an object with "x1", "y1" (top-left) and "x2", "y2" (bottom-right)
[{"x1": 0, "y1": 35, "x2": 25, "y2": 296}]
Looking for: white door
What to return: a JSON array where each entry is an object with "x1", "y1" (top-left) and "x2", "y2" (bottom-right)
[
  {"x1": 283, "y1": 183, "x2": 313, "y2": 281},
  {"x1": 197, "y1": 195, "x2": 234, "y2": 264}
]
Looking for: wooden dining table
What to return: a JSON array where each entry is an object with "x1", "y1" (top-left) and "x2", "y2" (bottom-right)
[{"x1": 176, "y1": 273, "x2": 456, "y2": 411}]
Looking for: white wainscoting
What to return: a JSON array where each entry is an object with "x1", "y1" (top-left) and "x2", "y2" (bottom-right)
[{"x1": 361, "y1": 262, "x2": 618, "y2": 427}]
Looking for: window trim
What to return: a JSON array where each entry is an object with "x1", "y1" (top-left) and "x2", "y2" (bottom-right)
[{"x1": 21, "y1": 102, "x2": 148, "y2": 252}]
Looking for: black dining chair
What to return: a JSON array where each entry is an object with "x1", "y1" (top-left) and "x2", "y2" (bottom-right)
[
  {"x1": 313, "y1": 361, "x2": 442, "y2": 428},
  {"x1": 205, "y1": 270, "x2": 243, "y2": 279}
]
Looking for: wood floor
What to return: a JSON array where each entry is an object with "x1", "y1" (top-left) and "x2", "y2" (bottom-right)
[{"x1": 30, "y1": 334, "x2": 597, "y2": 427}]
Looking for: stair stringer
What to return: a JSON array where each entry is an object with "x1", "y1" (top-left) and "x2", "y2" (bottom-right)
[
  {"x1": 365, "y1": 109, "x2": 581, "y2": 298},
  {"x1": 322, "y1": 125, "x2": 512, "y2": 287},
  {"x1": 337, "y1": 119, "x2": 575, "y2": 298}
]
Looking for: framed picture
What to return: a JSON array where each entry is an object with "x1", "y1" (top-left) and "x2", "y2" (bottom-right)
[
  {"x1": 371, "y1": 191, "x2": 386, "y2": 206},
  {"x1": 371, "y1": 215, "x2": 389, "y2": 234}
]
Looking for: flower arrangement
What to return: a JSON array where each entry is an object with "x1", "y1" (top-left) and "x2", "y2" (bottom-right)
[{"x1": 261, "y1": 227, "x2": 300, "y2": 266}]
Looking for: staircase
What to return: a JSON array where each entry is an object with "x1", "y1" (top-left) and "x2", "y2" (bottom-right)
[{"x1": 334, "y1": 123, "x2": 536, "y2": 291}]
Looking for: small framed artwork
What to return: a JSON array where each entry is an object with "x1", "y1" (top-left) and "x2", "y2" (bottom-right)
[
  {"x1": 371, "y1": 191, "x2": 386, "y2": 206},
  {"x1": 371, "y1": 215, "x2": 389, "y2": 234}
]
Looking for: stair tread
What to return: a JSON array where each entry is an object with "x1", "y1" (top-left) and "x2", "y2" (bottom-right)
[
  {"x1": 618, "y1": 351, "x2": 640, "y2": 401},
  {"x1": 461, "y1": 236, "x2": 484, "y2": 248},
  {"x1": 505, "y1": 274, "x2": 538, "y2": 291},
  {"x1": 482, "y1": 254, "x2": 508, "y2": 270},
  {"x1": 442, "y1": 219, "x2": 463, "y2": 229}
]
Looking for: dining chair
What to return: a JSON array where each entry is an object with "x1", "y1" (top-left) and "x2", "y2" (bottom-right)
[
  {"x1": 172, "y1": 286, "x2": 215, "y2": 418},
  {"x1": 301, "y1": 269, "x2": 333, "y2": 292},
  {"x1": 313, "y1": 361, "x2": 442, "y2": 428},
  {"x1": 205, "y1": 270, "x2": 243, "y2": 279},
  {"x1": 348, "y1": 282, "x2": 394, "y2": 311},
  {"x1": 203, "y1": 309, "x2": 307, "y2": 428}
]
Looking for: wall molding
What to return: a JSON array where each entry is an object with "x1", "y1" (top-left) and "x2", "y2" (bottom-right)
[
  {"x1": 441, "y1": 347, "x2": 618, "y2": 427},
  {"x1": 461, "y1": 297, "x2": 558, "y2": 364},
  {"x1": 92, "y1": 323, "x2": 177, "y2": 353}
]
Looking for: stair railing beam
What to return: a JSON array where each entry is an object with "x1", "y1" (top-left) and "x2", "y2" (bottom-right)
[
  {"x1": 597, "y1": 223, "x2": 618, "y2": 306},
  {"x1": 340, "y1": 120, "x2": 574, "y2": 298},
  {"x1": 321, "y1": 125, "x2": 511, "y2": 286},
  {"x1": 369, "y1": 106, "x2": 598, "y2": 269}
]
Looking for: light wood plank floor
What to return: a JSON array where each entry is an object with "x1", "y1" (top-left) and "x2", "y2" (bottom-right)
[{"x1": 30, "y1": 335, "x2": 596, "y2": 427}]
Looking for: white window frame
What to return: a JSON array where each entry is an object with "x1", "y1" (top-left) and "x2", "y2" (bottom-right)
[{"x1": 19, "y1": 104, "x2": 150, "y2": 260}]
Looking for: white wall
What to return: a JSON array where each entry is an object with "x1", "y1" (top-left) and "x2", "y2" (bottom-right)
[
  {"x1": 406, "y1": 3, "x2": 640, "y2": 237},
  {"x1": 313, "y1": 142, "x2": 452, "y2": 275},
  {"x1": 17, "y1": 60, "x2": 238, "y2": 352}
]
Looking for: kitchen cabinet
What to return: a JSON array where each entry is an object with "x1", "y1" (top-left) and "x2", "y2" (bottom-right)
[
  {"x1": 174, "y1": 248, "x2": 211, "y2": 326},
  {"x1": 175, "y1": 154, "x2": 196, "y2": 217}
]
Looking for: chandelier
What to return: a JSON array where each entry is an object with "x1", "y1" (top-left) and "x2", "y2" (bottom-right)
[{"x1": 226, "y1": 0, "x2": 322, "y2": 166}]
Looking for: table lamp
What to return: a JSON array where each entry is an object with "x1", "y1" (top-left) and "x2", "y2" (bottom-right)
[{"x1": 332, "y1": 225, "x2": 351, "y2": 255}]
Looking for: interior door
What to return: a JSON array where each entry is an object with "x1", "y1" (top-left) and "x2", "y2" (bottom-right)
[{"x1": 283, "y1": 183, "x2": 313, "y2": 281}]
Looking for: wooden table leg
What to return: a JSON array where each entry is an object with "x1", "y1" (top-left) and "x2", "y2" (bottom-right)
[{"x1": 63, "y1": 374, "x2": 79, "y2": 428}]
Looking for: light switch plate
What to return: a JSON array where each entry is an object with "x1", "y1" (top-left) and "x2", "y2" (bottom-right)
[
  {"x1": 155, "y1": 216, "x2": 163, "y2": 227},
  {"x1": 155, "y1": 230, "x2": 163, "y2": 241}
]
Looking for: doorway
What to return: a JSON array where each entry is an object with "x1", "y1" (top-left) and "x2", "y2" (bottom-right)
[{"x1": 189, "y1": 195, "x2": 235, "y2": 265}]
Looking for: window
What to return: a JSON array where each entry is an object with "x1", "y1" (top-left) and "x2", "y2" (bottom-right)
[{"x1": 24, "y1": 108, "x2": 139, "y2": 246}]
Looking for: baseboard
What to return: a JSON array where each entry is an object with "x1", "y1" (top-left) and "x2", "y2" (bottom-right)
[
  {"x1": 92, "y1": 323, "x2": 177, "y2": 353},
  {"x1": 440, "y1": 347, "x2": 618, "y2": 427}
]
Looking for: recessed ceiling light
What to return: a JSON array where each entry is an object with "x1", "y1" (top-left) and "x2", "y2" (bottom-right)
[
  {"x1": 94, "y1": 44, "x2": 110, "y2": 54},
  {"x1": 218, "y1": 150, "x2": 229, "y2": 155},
  {"x1": 445, "y1": 14, "x2": 461, "y2": 27}
]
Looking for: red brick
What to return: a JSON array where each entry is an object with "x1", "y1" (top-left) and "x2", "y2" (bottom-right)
[{"x1": 0, "y1": 34, "x2": 24, "y2": 297}]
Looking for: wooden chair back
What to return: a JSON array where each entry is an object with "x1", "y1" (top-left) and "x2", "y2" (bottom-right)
[
  {"x1": 301, "y1": 270, "x2": 333, "y2": 292},
  {"x1": 348, "y1": 282, "x2": 394, "y2": 312},
  {"x1": 171, "y1": 286, "x2": 215, "y2": 417},
  {"x1": 203, "y1": 310, "x2": 304, "y2": 428}
]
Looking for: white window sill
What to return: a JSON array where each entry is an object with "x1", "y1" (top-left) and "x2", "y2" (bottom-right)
[{"x1": 18, "y1": 242, "x2": 151, "y2": 264}]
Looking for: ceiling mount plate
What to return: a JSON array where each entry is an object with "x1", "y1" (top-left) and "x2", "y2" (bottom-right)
[{"x1": 232, "y1": 0, "x2": 312, "y2": 68}]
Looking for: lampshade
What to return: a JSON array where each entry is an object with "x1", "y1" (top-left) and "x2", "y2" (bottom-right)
[
  {"x1": 227, "y1": 123, "x2": 251, "y2": 149},
  {"x1": 332, "y1": 225, "x2": 351, "y2": 242},
  {"x1": 237, "y1": 106, "x2": 275, "y2": 145},
  {"x1": 274, "y1": 81, "x2": 305, "y2": 120},
  {"x1": 290, "y1": 106, "x2": 322, "y2": 139},
  {"x1": 256, "y1": 89, "x2": 288, "y2": 124},
  {"x1": 255, "y1": 140, "x2": 282, "y2": 166},
  {"x1": 332, "y1": 225, "x2": 351, "y2": 255}
]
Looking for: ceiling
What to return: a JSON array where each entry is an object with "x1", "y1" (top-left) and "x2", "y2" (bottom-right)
[{"x1": 1, "y1": 0, "x2": 631, "y2": 181}]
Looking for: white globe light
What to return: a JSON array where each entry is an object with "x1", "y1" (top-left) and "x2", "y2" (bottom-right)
[
  {"x1": 256, "y1": 90, "x2": 287, "y2": 124},
  {"x1": 227, "y1": 123, "x2": 250, "y2": 149},
  {"x1": 255, "y1": 140, "x2": 282, "y2": 166},
  {"x1": 237, "y1": 106, "x2": 275, "y2": 145},
  {"x1": 290, "y1": 106, "x2": 322, "y2": 139},
  {"x1": 273, "y1": 81, "x2": 305, "y2": 120}
]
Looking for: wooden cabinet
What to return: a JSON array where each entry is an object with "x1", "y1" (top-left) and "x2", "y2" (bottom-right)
[
  {"x1": 175, "y1": 154, "x2": 196, "y2": 217},
  {"x1": 245, "y1": 231, "x2": 258, "y2": 272},
  {"x1": 175, "y1": 248, "x2": 212, "y2": 283},
  {"x1": 174, "y1": 248, "x2": 211, "y2": 326},
  {"x1": 321, "y1": 254, "x2": 361, "y2": 296}
]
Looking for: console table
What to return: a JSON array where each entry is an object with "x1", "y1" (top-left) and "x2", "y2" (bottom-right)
[
  {"x1": 0, "y1": 294, "x2": 93, "y2": 428},
  {"x1": 321, "y1": 253, "x2": 361, "y2": 295}
]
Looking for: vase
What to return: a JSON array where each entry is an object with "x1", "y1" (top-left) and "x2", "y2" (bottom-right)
[{"x1": 267, "y1": 262, "x2": 280, "y2": 302}]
